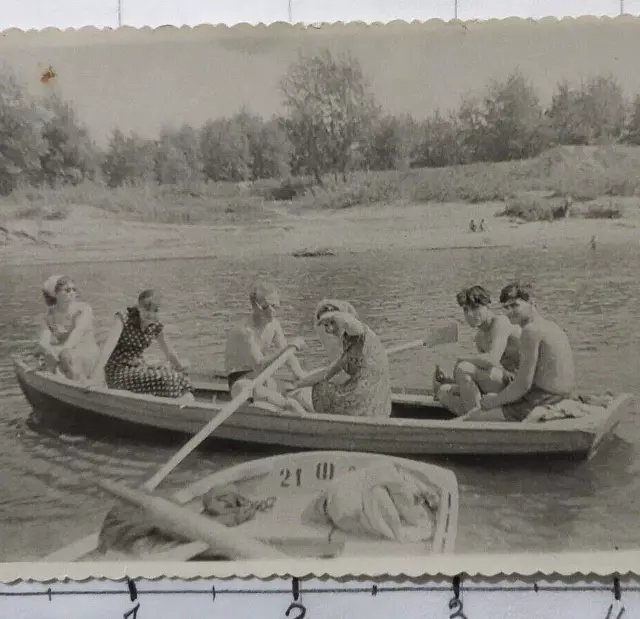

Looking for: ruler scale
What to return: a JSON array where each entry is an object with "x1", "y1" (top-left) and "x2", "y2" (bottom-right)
[{"x1": 0, "y1": 577, "x2": 637, "y2": 619}]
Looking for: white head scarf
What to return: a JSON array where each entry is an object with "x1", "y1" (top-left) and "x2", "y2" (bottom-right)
[
  {"x1": 316, "y1": 310, "x2": 365, "y2": 360},
  {"x1": 314, "y1": 299, "x2": 358, "y2": 362},
  {"x1": 43, "y1": 274, "x2": 63, "y2": 299}
]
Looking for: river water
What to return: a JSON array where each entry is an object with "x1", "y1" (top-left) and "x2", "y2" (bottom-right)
[{"x1": 1, "y1": 242, "x2": 640, "y2": 560}]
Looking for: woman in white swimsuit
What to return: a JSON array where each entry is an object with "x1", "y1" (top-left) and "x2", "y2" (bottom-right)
[{"x1": 38, "y1": 274, "x2": 100, "y2": 381}]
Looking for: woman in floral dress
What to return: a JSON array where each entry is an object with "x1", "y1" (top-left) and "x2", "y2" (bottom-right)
[
  {"x1": 87, "y1": 289, "x2": 193, "y2": 400},
  {"x1": 289, "y1": 310, "x2": 392, "y2": 418}
]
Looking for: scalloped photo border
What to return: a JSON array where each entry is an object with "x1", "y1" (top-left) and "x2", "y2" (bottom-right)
[
  {"x1": 1, "y1": 15, "x2": 640, "y2": 582},
  {"x1": 0, "y1": 13, "x2": 640, "y2": 37}
]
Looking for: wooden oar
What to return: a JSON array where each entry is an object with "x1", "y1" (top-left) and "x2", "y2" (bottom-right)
[
  {"x1": 386, "y1": 321, "x2": 459, "y2": 355},
  {"x1": 93, "y1": 344, "x2": 300, "y2": 562},
  {"x1": 144, "y1": 342, "x2": 300, "y2": 492},
  {"x1": 188, "y1": 321, "x2": 460, "y2": 391},
  {"x1": 284, "y1": 321, "x2": 460, "y2": 394},
  {"x1": 96, "y1": 478, "x2": 286, "y2": 560}
]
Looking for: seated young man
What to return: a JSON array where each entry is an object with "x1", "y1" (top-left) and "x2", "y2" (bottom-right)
[
  {"x1": 224, "y1": 280, "x2": 308, "y2": 414},
  {"x1": 460, "y1": 282, "x2": 575, "y2": 422},
  {"x1": 435, "y1": 285, "x2": 521, "y2": 416}
]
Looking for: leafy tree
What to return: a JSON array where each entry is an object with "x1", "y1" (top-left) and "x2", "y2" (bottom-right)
[
  {"x1": 39, "y1": 94, "x2": 99, "y2": 186},
  {"x1": 456, "y1": 96, "x2": 487, "y2": 163},
  {"x1": 101, "y1": 129, "x2": 157, "y2": 187},
  {"x1": 412, "y1": 111, "x2": 465, "y2": 168},
  {"x1": 365, "y1": 114, "x2": 414, "y2": 171},
  {"x1": 623, "y1": 94, "x2": 640, "y2": 145},
  {"x1": 280, "y1": 48, "x2": 380, "y2": 184},
  {"x1": 0, "y1": 69, "x2": 46, "y2": 194},
  {"x1": 199, "y1": 117, "x2": 250, "y2": 182},
  {"x1": 154, "y1": 123, "x2": 203, "y2": 190},
  {"x1": 472, "y1": 71, "x2": 549, "y2": 161},
  {"x1": 546, "y1": 75, "x2": 626, "y2": 145},
  {"x1": 233, "y1": 110, "x2": 291, "y2": 180}
]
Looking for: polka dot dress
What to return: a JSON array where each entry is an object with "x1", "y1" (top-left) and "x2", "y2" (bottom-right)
[{"x1": 104, "y1": 307, "x2": 192, "y2": 398}]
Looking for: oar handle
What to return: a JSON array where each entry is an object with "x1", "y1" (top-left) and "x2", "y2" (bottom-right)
[
  {"x1": 387, "y1": 338, "x2": 426, "y2": 355},
  {"x1": 144, "y1": 343, "x2": 300, "y2": 492}
]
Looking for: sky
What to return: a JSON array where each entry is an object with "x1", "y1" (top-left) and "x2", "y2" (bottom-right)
[{"x1": 1, "y1": 0, "x2": 640, "y2": 31}]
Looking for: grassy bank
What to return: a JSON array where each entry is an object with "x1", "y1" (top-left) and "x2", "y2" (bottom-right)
[
  {"x1": 294, "y1": 144, "x2": 640, "y2": 214},
  {"x1": 2, "y1": 145, "x2": 640, "y2": 229}
]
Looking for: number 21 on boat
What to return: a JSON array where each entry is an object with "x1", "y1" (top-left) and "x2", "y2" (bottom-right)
[{"x1": 278, "y1": 460, "x2": 354, "y2": 488}]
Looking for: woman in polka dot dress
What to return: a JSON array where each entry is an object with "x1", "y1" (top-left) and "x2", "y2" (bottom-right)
[{"x1": 87, "y1": 289, "x2": 193, "y2": 401}]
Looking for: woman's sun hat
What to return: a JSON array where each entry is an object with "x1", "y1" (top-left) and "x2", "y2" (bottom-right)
[
  {"x1": 315, "y1": 299, "x2": 357, "y2": 323},
  {"x1": 43, "y1": 275, "x2": 64, "y2": 299},
  {"x1": 317, "y1": 311, "x2": 365, "y2": 337}
]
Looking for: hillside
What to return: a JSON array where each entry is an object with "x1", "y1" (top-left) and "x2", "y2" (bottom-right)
[{"x1": 1, "y1": 145, "x2": 640, "y2": 265}]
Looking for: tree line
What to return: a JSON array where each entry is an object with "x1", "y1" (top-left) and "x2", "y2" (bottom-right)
[{"x1": 2, "y1": 48, "x2": 640, "y2": 197}]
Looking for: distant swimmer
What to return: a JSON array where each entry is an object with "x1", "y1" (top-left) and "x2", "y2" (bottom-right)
[{"x1": 590, "y1": 235, "x2": 597, "y2": 251}]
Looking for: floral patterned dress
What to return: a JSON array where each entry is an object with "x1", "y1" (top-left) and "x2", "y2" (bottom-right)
[
  {"x1": 312, "y1": 325, "x2": 392, "y2": 418},
  {"x1": 104, "y1": 307, "x2": 192, "y2": 398}
]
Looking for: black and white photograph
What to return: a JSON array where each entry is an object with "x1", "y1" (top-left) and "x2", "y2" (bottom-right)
[{"x1": 1, "y1": 18, "x2": 640, "y2": 570}]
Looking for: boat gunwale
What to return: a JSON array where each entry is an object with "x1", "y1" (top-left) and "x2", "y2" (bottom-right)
[{"x1": 13, "y1": 357, "x2": 630, "y2": 435}]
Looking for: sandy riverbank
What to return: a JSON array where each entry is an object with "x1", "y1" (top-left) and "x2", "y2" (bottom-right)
[{"x1": 1, "y1": 199, "x2": 639, "y2": 267}]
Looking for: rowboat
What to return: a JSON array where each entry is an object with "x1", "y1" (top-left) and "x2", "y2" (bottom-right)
[
  {"x1": 13, "y1": 355, "x2": 635, "y2": 459},
  {"x1": 44, "y1": 450, "x2": 459, "y2": 562}
]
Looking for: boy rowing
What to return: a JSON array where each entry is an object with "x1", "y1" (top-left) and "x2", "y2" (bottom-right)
[
  {"x1": 224, "y1": 280, "x2": 309, "y2": 414},
  {"x1": 460, "y1": 282, "x2": 575, "y2": 422}
]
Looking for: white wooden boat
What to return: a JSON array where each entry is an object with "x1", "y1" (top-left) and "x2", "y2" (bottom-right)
[
  {"x1": 13, "y1": 356, "x2": 635, "y2": 459},
  {"x1": 44, "y1": 451, "x2": 459, "y2": 562}
]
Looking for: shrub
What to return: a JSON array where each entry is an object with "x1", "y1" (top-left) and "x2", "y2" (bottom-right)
[
  {"x1": 497, "y1": 196, "x2": 556, "y2": 222},
  {"x1": 583, "y1": 202, "x2": 623, "y2": 219}
]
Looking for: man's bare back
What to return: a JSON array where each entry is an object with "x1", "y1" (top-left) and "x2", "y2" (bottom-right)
[
  {"x1": 225, "y1": 317, "x2": 278, "y2": 376},
  {"x1": 526, "y1": 316, "x2": 575, "y2": 395}
]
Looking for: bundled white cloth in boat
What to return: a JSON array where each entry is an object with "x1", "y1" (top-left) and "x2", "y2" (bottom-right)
[
  {"x1": 303, "y1": 463, "x2": 440, "y2": 543},
  {"x1": 523, "y1": 398, "x2": 605, "y2": 423}
]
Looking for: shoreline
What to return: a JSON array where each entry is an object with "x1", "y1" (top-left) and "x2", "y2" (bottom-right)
[{"x1": 1, "y1": 201, "x2": 638, "y2": 267}]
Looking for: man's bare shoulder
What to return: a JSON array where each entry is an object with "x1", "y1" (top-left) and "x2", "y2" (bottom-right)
[
  {"x1": 493, "y1": 314, "x2": 514, "y2": 332},
  {"x1": 524, "y1": 317, "x2": 566, "y2": 340},
  {"x1": 520, "y1": 319, "x2": 545, "y2": 341}
]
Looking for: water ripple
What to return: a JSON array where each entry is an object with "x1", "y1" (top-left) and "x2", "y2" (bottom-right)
[{"x1": 1, "y1": 243, "x2": 640, "y2": 558}]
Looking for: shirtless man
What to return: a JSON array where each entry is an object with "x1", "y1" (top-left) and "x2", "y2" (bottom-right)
[
  {"x1": 224, "y1": 280, "x2": 309, "y2": 414},
  {"x1": 461, "y1": 282, "x2": 575, "y2": 422},
  {"x1": 435, "y1": 285, "x2": 521, "y2": 416}
]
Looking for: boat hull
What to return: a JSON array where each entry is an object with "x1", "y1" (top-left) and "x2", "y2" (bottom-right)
[{"x1": 14, "y1": 358, "x2": 635, "y2": 458}]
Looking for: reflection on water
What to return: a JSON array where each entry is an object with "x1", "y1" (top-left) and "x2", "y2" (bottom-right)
[{"x1": 1, "y1": 242, "x2": 640, "y2": 559}]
